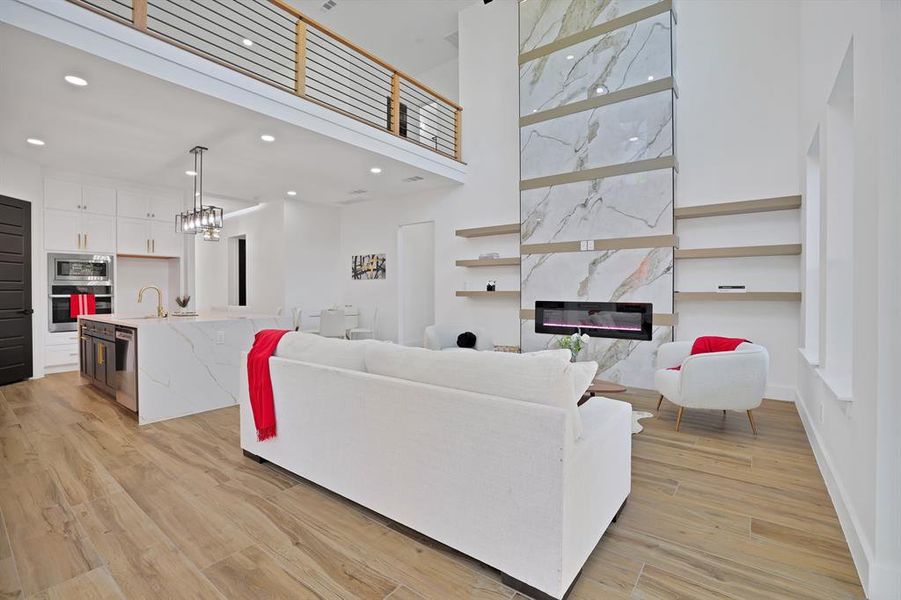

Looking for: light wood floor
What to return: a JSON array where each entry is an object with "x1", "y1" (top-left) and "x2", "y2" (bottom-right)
[{"x1": 0, "y1": 372, "x2": 864, "y2": 599}]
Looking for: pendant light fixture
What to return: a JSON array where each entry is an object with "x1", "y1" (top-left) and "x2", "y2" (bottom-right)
[{"x1": 176, "y1": 146, "x2": 223, "y2": 241}]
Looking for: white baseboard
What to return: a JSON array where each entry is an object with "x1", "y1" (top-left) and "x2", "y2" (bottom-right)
[
  {"x1": 765, "y1": 383, "x2": 795, "y2": 401},
  {"x1": 795, "y1": 389, "x2": 873, "y2": 598}
]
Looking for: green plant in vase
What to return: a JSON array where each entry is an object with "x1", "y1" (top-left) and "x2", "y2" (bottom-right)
[{"x1": 557, "y1": 332, "x2": 590, "y2": 362}]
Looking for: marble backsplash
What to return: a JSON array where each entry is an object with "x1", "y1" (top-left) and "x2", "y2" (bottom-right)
[
  {"x1": 521, "y1": 168, "x2": 673, "y2": 245},
  {"x1": 521, "y1": 90, "x2": 673, "y2": 181},
  {"x1": 520, "y1": 0, "x2": 661, "y2": 54},
  {"x1": 521, "y1": 12, "x2": 671, "y2": 115}
]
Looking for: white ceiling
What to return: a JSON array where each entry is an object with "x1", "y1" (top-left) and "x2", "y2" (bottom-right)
[
  {"x1": 0, "y1": 24, "x2": 458, "y2": 205},
  {"x1": 288, "y1": 0, "x2": 476, "y2": 76}
]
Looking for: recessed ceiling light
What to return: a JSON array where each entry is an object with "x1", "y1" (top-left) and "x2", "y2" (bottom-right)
[
  {"x1": 629, "y1": 136, "x2": 639, "y2": 142},
  {"x1": 370, "y1": 167, "x2": 382, "y2": 174},
  {"x1": 566, "y1": 54, "x2": 575, "y2": 60},
  {"x1": 260, "y1": 134, "x2": 275, "y2": 142},
  {"x1": 26, "y1": 138, "x2": 45, "y2": 146},
  {"x1": 185, "y1": 170, "x2": 197, "y2": 176},
  {"x1": 596, "y1": 85, "x2": 608, "y2": 95},
  {"x1": 64, "y1": 75, "x2": 88, "y2": 87},
  {"x1": 532, "y1": 109, "x2": 538, "y2": 113},
  {"x1": 287, "y1": 190, "x2": 297, "y2": 196},
  {"x1": 647, "y1": 75, "x2": 655, "y2": 81},
  {"x1": 242, "y1": 39, "x2": 254, "y2": 47}
]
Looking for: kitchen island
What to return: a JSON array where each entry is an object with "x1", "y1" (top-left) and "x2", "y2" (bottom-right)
[{"x1": 79, "y1": 312, "x2": 292, "y2": 425}]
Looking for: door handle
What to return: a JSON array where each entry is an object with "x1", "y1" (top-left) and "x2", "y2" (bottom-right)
[{"x1": 19, "y1": 309, "x2": 34, "y2": 315}]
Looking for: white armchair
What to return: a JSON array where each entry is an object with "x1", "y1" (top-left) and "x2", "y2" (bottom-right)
[
  {"x1": 654, "y1": 341, "x2": 769, "y2": 433},
  {"x1": 423, "y1": 324, "x2": 494, "y2": 351}
]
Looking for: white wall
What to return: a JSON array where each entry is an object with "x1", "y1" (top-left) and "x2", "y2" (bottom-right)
[
  {"x1": 674, "y1": 0, "x2": 801, "y2": 400},
  {"x1": 332, "y1": 0, "x2": 520, "y2": 346},
  {"x1": 115, "y1": 256, "x2": 179, "y2": 317},
  {"x1": 794, "y1": 1, "x2": 901, "y2": 596},
  {"x1": 0, "y1": 152, "x2": 45, "y2": 378},
  {"x1": 416, "y1": 58, "x2": 460, "y2": 104},
  {"x1": 195, "y1": 198, "x2": 287, "y2": 315},
  {"x1": 282, "y1": 199, "x2": 342, "y2": 331}
]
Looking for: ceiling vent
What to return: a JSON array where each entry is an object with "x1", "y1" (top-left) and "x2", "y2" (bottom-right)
[
  {"x1": 349, "y1": 189, "x2": 367, "y2": 195},
  {"x1": 322, "y1": 0, "x2": 337, "y2": 10},
  {"x1": 403, "y1": 175, "x2": 425, "y2": 183},
  {"x1": 444, "y1": 31, "x2": 459, "y2": 49},
  {"x1": 337, "y1": 197, "x2": 370, "y2": 205}
]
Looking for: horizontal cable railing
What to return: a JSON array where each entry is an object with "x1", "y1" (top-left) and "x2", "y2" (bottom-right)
[{"x1": 71, "y1": 0, "x2": 463, "y2": 161}]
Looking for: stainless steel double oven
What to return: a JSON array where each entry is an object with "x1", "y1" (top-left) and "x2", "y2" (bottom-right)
[{"x1": 48, "y1": 253, "x2": 114, "y2": 332}]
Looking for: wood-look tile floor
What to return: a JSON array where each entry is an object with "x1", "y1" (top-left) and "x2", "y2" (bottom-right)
[{"x1": 0, "y1": 372, "x2": 864, "y2": 599}]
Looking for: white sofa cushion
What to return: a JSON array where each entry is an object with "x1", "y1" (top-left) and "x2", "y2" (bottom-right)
[
  {"x1": 275, "y1": 332, "x2": 378, "y2": 372},
  {"x1": 365, "y1": 344, "x2": 584, "y2": 438}
]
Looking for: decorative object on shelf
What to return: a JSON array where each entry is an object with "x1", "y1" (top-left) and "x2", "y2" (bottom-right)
[
  {"x1": 717, "y1": 285, "x2": 747, "y2": 293},
  {"x1": 556, "y1": 332, "x2": 590, "y2": 362},
  {"x1": 176, "y1": 146, "x2": 224, "y2": 241},
  {"x1": 351, "y1": 254, "x2": 386, "y2": 280},
  {"x1": 175, "y1": 295, "x2": 191, "y2": 309},
  {"x1": 486, "y1": 280, "x2": 496, "y2": 291},
  {"x1": 479, "y1": 252, "x2": 500, "y2": 260}
]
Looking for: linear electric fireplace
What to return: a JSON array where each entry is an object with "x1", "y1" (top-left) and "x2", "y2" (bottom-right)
[{"x1": 535, "y1": 301, "x2": 653, "y2": 341}]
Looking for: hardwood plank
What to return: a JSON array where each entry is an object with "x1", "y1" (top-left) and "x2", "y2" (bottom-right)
[
  {"x1": 0, "y1": 470, "x2": 102, "y2": 595},
  {"x1": 0, "y1": 374, "x2": 864, "y2": 599},
  {"x1": 203, "y1": 545, "x2": 320, "y2": 600},
  {"x1": 30, "y1": 567, "x2": 124, "y2": 600}
]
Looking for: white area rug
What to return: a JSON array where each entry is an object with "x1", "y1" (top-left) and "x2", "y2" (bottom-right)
[{"x1": 632, "y1": 411, "x2": 654, "y2": 434}]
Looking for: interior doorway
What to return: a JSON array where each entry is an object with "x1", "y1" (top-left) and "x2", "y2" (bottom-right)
[
  {"x1": 397, "y1": 221, "x2": 435, "y2": 347},
  {"x1": 0, "y1": 195, "x2": 33, "y2": 385}
]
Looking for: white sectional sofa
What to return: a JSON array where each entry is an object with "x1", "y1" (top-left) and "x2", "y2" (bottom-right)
[{"x1": 239, "y1": 334, "x2": 632, "y2": 600}]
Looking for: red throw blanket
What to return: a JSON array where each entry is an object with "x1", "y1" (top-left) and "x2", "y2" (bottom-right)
[
  {"x1": 69, "y1": 294, "x2": 96, "y2": 318},
  {"x1": 247, "y1": 329, "x2": 290, "y2": 441},
  {"x1": 669, "y1": 336, "x2": 750, "y2": 370}
]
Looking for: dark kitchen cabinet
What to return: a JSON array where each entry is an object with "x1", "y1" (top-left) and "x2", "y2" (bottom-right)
[{"x1": 79, "y1": 320, "x2": 116, "y2": 396}]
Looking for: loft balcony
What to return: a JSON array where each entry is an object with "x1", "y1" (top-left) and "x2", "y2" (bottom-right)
[{"x1": 66, "y1": 0, "x2": 462, "y2": 162}]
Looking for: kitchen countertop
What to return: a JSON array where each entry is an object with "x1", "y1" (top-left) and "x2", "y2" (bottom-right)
[{"x1": 79, "y1": 311, "x2": 287, "y2": 328}]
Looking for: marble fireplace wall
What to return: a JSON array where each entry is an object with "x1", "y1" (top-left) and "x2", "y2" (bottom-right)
[{"x1": 519, "y1": 0, "x2": 676, "y2": 388}]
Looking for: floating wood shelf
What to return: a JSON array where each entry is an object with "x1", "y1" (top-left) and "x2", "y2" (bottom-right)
[
  {"x1": 456, "y1": 290, "x2": 520, "y2": 298},
  {"x1": 675, "y1": 244, "x2": 801, "y2": 259},
  {"x1": 675, "y1": 292, "x2": 802, "y2": 302},
  {"x1": 455, "y1": 257, "x2": 521, "y2": 267},
  {"x1": 522, "y1": 234, "x2": 677, "y2": 256},
  {"x1": 674, "y1": 195, "x2": 801, "y2": 219},
  {"x1": 455, "y1": 223, "x2": 520, "y2": 238}
]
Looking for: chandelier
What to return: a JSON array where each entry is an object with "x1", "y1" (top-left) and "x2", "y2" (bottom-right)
[{"x1": 176, "y1": 146, "x2": 223, "y2": 241}]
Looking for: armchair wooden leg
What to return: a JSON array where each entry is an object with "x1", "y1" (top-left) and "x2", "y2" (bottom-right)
[
  {"x1": 747, "y1": 409, "x2": 758, "y2": 435},
  {"x1": 675, "y1": 406, "x2": 685, "y2": 432},
  {"x1": 656, "y1": 394, "x2": 664, "y2": 411}
]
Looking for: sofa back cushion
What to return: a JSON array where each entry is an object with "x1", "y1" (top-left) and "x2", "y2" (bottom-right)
[
  {"x1": 365, "y1": 344, "x2": 585, "y2": 438},
  {"x1": 275, "y1": 332, "x2": 378, "y2": 372}
]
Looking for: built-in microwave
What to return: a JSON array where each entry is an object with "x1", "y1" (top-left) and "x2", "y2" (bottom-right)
[{"x1": 47, "y1": 254, "x2": 114, "y2": 332}]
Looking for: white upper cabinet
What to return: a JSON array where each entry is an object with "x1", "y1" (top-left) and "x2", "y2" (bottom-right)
[
  {"x1": 82, "y1": 214, "x2": 116, "y2": 253},
  {"x1": 117, "y1": 191, "x2": 182, "y2": 222},
  {"x1": 149, "y1": 195, "x2": 182, "y2": 223},
  {"x1": 45, "y1": 179, "x2": 117, "y2": 215},
  {"x1": 150, "y1": 221, "x2": 182, "y2": 257},
  {"x1": 81, "y1": 185, "x2": 117, "y2": 216},
  {"x1": 44, "y1": 179, "x2": 82, "y2": 212},
  {"x1": 44, "y1": 209, "x2": 82, "y2": 252},
  {"x1": 117, "y1": 190, "x2": 150, "y2": 219}
]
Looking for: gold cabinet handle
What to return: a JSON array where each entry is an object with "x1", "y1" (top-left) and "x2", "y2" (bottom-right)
[
  {"x1": 96, "y1": 343, "x2": 104, "y2": 366},
  {"x1": 78, "y1": 233, "x2": 82, "y2": 248},
  {"x1": 84, "y1": 232, "x2": 88, "y2": 248},
  {"x1": 152, "y1": 239, "x2": 155, "y2": 253}
]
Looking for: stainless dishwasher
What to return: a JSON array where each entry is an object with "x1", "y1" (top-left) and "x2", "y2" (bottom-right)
[{"x1": 115, "y1": 327, "x2": 138, "y2": 412}]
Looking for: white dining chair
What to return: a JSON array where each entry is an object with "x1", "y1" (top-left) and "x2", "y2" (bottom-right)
[{"x1": 319, "y1": 308, "x2": 347, "y2": 338}]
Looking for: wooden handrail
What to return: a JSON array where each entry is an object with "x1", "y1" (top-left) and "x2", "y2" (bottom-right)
[
  {"x1": 267, "y1": 0, "x2": 462, "y2": 111},
  {"x1": 132, "y1": 0, "x2": 147, "y2": 29}
]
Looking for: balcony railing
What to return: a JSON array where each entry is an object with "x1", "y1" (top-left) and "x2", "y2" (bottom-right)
[{"x1": 70, "y1": 0, "x2": 463, "y2": 160}]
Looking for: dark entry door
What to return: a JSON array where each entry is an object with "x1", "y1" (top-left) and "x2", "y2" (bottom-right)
[{"x1": 0, "y1": 196, "x2": 33, "y2": 385}]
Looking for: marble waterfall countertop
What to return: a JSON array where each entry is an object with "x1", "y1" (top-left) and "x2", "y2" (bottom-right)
[{"x1": 80, "y1": 312, "x2": 292, "y2": 425}]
